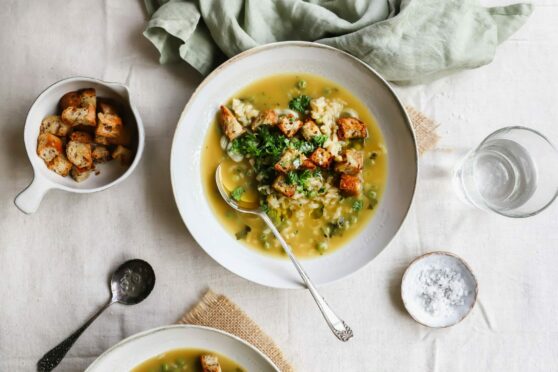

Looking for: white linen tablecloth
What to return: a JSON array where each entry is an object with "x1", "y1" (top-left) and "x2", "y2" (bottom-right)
[{"x1": 1, "y1": 1, "x2": 557, "y2": 371}]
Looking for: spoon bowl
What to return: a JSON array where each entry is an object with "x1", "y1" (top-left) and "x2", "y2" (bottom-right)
[
  {"x1": 111, "y1": 259, "x2": 156, "y2": 305},
  {"x1": 215, "y1": 164, "x2": 262, "y2": 215}
]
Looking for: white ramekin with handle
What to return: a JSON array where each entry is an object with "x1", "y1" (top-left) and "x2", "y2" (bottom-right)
[{"x1": 14, "y1": 76, "x2": 145, "y2": 214}]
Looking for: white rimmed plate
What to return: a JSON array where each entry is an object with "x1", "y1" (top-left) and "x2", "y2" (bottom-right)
[
  {"x1": 85, "y1": 325, "x2": 279, "y2": 371},
  {"x1": 170, "y1": 41, "x2": 417, "y2": 289}
]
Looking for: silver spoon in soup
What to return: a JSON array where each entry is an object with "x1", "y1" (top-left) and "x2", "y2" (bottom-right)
[{"x1": 215, "y1": 164, "x2": 353, "y2": 341}]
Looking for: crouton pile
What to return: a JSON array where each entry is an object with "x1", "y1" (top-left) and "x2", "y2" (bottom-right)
[
  {"x1": 219, "y1": 95, "x2": 368, "y2": 198},
  {"x1": 36, "y1": 88, "x2": 134, "y2": 182}
]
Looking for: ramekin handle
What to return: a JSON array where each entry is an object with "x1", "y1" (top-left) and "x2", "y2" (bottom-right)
[{"x1": 14, "y1": 175, "x2": 52, "y2": 214}]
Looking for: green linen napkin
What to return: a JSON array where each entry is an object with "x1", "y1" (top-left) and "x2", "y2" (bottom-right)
[{"x1": 143, "y1": 0, "x2": 532, "y2": 84}]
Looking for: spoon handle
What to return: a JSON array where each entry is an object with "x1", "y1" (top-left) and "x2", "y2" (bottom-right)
[
  {"x1": 37, "y1": 300, "x2": 113, "y2": 372},
  {"x1": 260, "y1": 213, "x2": 354, "y2": 342}
]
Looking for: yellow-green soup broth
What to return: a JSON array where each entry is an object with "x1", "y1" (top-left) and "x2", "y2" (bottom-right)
[
  {"x1": 132, "y1": 348, "x2": 245, "y2": 372},
  {"x1": 202, "y1": 73, "x2": 387, "y2": 258}
]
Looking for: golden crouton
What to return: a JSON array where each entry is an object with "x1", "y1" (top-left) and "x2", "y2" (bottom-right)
[
  {"x1": 61, "y1": 105, "x2": 96, "y2": 126},
  {"x1": 70, "y1": 166, "x2": 92, "y2": 183},
  {"x1": 301, "y1": 119, "x2": 321, "y2": 141},
  {"x1": 334, "y1": 149, "x2": 363, "y2": 175},
  {"x1": 92, "y1": 145, "x2": 111, "y2": 163},
  {"x1": 112, "y1": 145, "x2": 133, "y2": 165},
  {"x1": 272, "y1": 175, "x2": 296, "y2": 198},
  {"x1": 274, "y1": 148, "x2": 305, "y2": 173},
  {"x1": 66, "y1": 140, "x2": 93, "y2": 168},
  {"x1": 79, "y1": 88, "x2": 96, "y2": 109},
  {"x1": 94, "y1": 135, "x2": 111, "y2": 145},
  {"x1": 200, "y1": 354, "x2": 222, "y2": 372},
  {"x1": 220, "y1": 105, "x2": 245, "y2": 140},
  {"x1": 69, "y1": 131, "x2": 93, "y2": 144},
  {"x1": 96, "y1": 113, "x2": 123, "y2": 138},
  {"x1": 40, "y1": 115, "x2": 71, "y2": 137},
  {"x1": 59, "y1": 91, "x2": 81, "y2": 110},
  {"x1": 251, "y1": 109, "x2": 278, "y2": 130},
  {"x1": 309, "y1": 148, "x2": 333, "y2": 168},
  {"x1": 301, "y1": 158, "x2": 316, "y2": 170},
  {"x1": 336, "y1": 117, "x2": 368, "y2": 140},
  {"x1": 339, "y1": 174, "x2": 362, "y2": 196},
  {"x1": 107, "y1": 126, "x2": 132, "y2": 146},
  {"x1": 47, "y1": 154, "x2": 73, "y2": 177},
  {"x1": 98, "y1": 100, "x2": 117, "y2": 115},
  {"x1": 37, "y1": 133, "x2": 63, "y2": 162},
  {"x1": 277, "y1": 114, "x2": 303, "y2": 138}
]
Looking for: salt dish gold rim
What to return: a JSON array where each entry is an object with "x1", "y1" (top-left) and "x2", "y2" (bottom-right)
[{"x1": 400, "y1": 251, "x2": 479, "y2": 328}]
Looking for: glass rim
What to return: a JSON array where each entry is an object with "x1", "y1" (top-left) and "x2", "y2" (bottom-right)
[
  {"x1": 477, "y1": 125, "x2": 557, "y2": 153},
  {"x1": 473, "y1": 125, "x2": 558, "y2": 218}
]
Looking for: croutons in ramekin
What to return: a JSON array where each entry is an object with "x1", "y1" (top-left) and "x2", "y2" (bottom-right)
[{"x1": 37, "y1": 88, "x2": 135, "y2": 182}]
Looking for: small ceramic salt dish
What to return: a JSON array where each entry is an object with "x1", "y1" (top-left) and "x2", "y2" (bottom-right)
[
  {"x1": 401, "y1": 251, "x2": 478, "y2": 328},
  {"x1": 14, "y1": 76, "x2": 145, "y2": 214}
]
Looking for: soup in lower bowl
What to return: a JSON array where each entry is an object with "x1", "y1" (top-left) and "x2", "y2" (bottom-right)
[
  {"x1": 202, "y1": 73, "x2": 387, "y2": 258},
  {"x1": 132, "y1": 348, "x2": 245, "y2": 372}
]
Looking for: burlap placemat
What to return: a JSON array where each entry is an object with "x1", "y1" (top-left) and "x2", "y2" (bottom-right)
[
  {"x1": 178, "y1": 290, "x2": 294, "y2": 372},
  {"x1": 177, "y1": 108, "x2": 439, "y2": 371},
  {"x1": 405, "y1": 105, "x2": 440, "y2": 154}
]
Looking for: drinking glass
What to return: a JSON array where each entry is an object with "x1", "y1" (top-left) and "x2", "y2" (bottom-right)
[{"x1": 454, "y1": 126, "x2": 558, "y2": 217}]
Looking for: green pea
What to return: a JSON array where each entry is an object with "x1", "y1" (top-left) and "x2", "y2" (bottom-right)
[
  {"x1": 316, "y1": 241, "x2": 328, "y2": 253},
  {"x1": 296, "y1": 80, "x2": 307, "y2": 89}
]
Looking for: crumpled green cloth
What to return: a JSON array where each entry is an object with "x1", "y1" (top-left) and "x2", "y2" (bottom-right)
[{"x1": 143, "y1": 0, "x2": 532, "y2": 84}]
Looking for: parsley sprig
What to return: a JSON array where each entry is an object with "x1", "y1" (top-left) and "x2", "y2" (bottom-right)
[{"x1": 288, "y1": 95, "x2": 311, "y2": 112}]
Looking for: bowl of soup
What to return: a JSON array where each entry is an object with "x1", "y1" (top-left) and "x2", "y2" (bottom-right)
[
  {"x1": 85, "y1": 325, "x2": 278, "y2": 371},
  {"x1": 171, "y1": 41, "x2": 417, "y2": 288}
]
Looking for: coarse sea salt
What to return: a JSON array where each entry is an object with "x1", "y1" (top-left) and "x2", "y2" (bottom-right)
[
  {"x1": 417, "y1": 265, "x2": 469, "y2": 317},
  {"x1": 402, "y1": 253, "x2": 477, "y2": 327}
]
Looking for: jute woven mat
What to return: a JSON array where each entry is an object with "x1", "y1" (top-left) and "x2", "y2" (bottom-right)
[
  {"x1": 177, "y1": 107, "x2": 439, "y2": 372},
  {"x1": 405, "y1": 105, "x2": 440, "y2": 154},
  {"x1": 178, "y1": 290, "x2": 294, "y2": 372}
]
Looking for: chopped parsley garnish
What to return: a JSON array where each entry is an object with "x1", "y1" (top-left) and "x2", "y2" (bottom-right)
[
  {"x1": 230, "y1": 126, "x2": 289, "y2": 183},
  {"x1": 289, "y1": 137, "x2": 314, "y2": 154},
  {"x1": 312, "y1": 135, "x2": 328, "y2": 147},
  {"x1": 231, "y1": 126, "x2": 287, "y2": 159},
  {"x1": 299, "y1": 169, "x2": 312, "y2": 183},
  {"x1": 286, "y1": 171, "x2": 299, "y2": 185},
  {"x1": 231, "y1": 132, "x2": 259, "y2": 156},
  {"x1": 231, "y1": 186, "x2": 245, "y2": 201},
  {"x1": 285, "y1": 169, "x2": 316, "y2": 188},
  {"x1": 352, "y1": 199, "x2": 363, "y2": 212},
  {"x1": 288, "y1": 95, "x2": 311, "y2": 112}
]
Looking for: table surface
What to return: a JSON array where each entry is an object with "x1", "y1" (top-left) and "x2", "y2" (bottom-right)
[{"x1": 1, "y1": 1, "x2": 557, "y2": 371}]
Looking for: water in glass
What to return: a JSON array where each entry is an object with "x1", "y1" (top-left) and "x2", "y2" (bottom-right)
[{"x1": 454, "y1": 127, "x2": 558, "y2": 217}]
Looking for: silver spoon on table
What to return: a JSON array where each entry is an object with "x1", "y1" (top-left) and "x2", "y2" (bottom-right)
[
  {"x1": 215, "y1": 164, "x2": 353, "y2": 341},
  {"x1": 37, "y1": 259, "x2": 156, "y2": 372}
]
